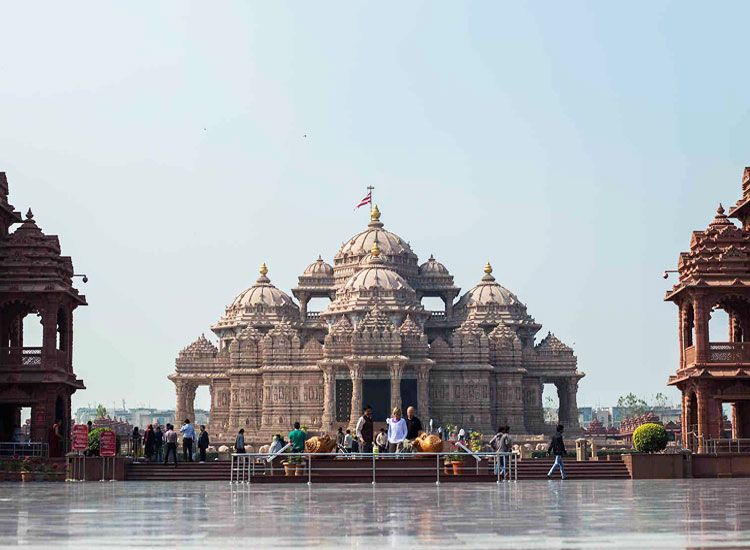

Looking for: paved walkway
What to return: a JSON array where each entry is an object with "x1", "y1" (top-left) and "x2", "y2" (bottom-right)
[{"x1": 0, "y1": 479, "x2": 749, "y2": 548}]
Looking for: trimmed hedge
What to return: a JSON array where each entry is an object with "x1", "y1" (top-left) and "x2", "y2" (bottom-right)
[
  {"x1": 85, "y1": 428, "x2": 122, "y2": 456},
  {"x1": 632, "y1": 423, "x2": 668, "y2": 454}
]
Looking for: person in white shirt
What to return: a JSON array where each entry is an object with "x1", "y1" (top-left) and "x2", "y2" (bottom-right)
[
  {"x1": 343, "y1": 430, "x2": 354, "y2": 453},
  {"x1": 375, "y1": 428, "x2": 388, "y2": 453},
  {"x1": 180, "y1": 419, "x2": 196, "y2": 462},
  {"x1": 386, "y1": 407, "x2": 407, "y2": 453}
]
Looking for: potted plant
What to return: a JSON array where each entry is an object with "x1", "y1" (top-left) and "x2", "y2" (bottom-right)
[
  {"x1": 443, "y1": 456, "x2": 453, "y2": 476},
  {"x1": 7, "y1": 457, "x2": 21, "y2": 481},
  {"x1": 20, "y1": 458, "x2": 33, "y2": 482},
  {"x1": 448, "y1": 453, "x2": 465, "y2": 476}
]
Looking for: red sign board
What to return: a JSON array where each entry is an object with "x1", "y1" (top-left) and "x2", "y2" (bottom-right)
[
  {"x1": 99, "y1": 430, "x2": 116, "y2": 457},
  {"x1": 72, "y1": 424, "x2": 89, "y2": 451}
]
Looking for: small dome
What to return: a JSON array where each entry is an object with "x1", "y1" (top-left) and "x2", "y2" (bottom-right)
[
  {"x1": 231, "y1": 265, "x2": 297, "y2": 309},
  {"x1": 536, "y1": 332, "x2": 573, "y2": 354},
  {"x1": 456, "y1": 263, "x2": 521, "y2": 308},
  {"x1": 179, "y1": 334, "x2": 218, "y2": 357},
  {"x1": 303, "y1": 256, "x2": 334, "y2": 277},
  {"x1": 419, "y1": 254, "x2": 449, "y2": 276},
  {"x1": 342, "y1": 250, "x2": 413, "y2": 292}
]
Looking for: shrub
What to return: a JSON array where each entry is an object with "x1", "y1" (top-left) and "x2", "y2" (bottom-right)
[
  {"x1": 632, "y1": 423, "x2": 669, "y2": 454},
  {"x1": 86, "y1": 428, "x2": 122, "y2": 456}
]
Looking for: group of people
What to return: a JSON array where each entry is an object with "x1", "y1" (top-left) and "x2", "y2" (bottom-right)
[
  {"x1": 129, "y1": 419, "x2": 210, "y2": 467},
  {"x1": 333, "y1": 405, "x2": 423, "y2": 454}
]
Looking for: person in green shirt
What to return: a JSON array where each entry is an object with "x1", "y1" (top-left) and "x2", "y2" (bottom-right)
[{"x1": 288, "y1": 422, "x2": 307, "y2": 453}]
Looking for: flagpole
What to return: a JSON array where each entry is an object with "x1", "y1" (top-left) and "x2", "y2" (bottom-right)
[{"x1": 367, "y1": 185, "x2": 374, "y2": 214}]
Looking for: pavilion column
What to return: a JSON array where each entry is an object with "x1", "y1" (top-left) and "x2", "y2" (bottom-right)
[
  {"x1": 299, "y1": 293, "x2": 308, "y2": 323},
  {"x1": 681, "y1": 392, "x2": 689, "y2": 448},
  {"x1": 41, "y1": 308, "x2": 58, "y2": 368},
  {"x1": 696, "y1": 387, "x2": 707, "y2": 452},
  {"x1": 565, "y1": 378, "x2": 580, "y2": 429},
  {"x1": 320, "y1": 365, "x2": 335, "y2": 433},
  {"x1": 348, "y1": 364, "x2": 363, "y2": 428},
  {"x1": 416, "y1": 365, "x2": 431, "y2": 420},
  {"x1": 732, "y1": 403, "x2": 740, "y2": 439},
  {"x1": 185, "y1": 383, "x2": 197, "y2": 422},
  {"x1": 693, "y1": 296, "x2": 710, "y2": 364},
  {"x1": 678, "y1": 304, "x2": 686, "y2": 369},
  {"x1": 390, "y1": 363, "x2": 404, "y2": 413}
]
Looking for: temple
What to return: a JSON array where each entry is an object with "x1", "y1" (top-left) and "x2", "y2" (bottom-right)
[
  {"x1": 667, "y1": 167, "x2": 750, "y2": 451},
  {"x1": 0, "y1": 173, "x2": 86, "y2": 453},
  {"x1": 170, "y1": 205, "x2": 583, "y2": 443}
]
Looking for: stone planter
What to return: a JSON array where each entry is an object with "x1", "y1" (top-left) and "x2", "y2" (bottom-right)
[
  {"x1": 283, "y1": 462, "x2": 295, "y2": 477},
  {"x1": 294, "y1": 464, "x2": 304, "y2": 477},
  {"x1": 451, "y1": 461, "x2": 465, "y2": 476},
  {"x1": 443, "y1": 463, "x2": 453, "y2": 476},
  {"x1": 20, "y1": 471, "x2": 33, "y2": 482}
]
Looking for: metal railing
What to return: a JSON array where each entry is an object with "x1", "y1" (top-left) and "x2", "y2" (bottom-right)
[
  {"x1": 230, "y1": 450, "x2": 517, "y2": 485},
  {"x1": 703, "y1": 438, "x2": 750, "y2": 454},
  {"x1": 0, "y1": 441, "x2": 49, "y2": 457}
]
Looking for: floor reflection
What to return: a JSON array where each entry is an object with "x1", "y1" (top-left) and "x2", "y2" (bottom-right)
[{"x1": 1, "y1": 479, "x2": 750, "y2": 548}]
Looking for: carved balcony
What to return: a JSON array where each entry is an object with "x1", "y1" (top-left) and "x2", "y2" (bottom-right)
[
  {"x1": 0, "y1": 347, "x2": 43, "y2": 368},
  {"x1": 684, "y1": 343, "x2": 750, "y2": 366}
]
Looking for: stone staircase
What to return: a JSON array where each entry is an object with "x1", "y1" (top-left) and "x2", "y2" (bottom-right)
[{"x1": 126, "y1": 458, "x2": 630, "y2": 482}]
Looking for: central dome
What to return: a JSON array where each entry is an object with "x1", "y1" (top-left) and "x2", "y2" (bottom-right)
[{"x1": 333, "y1": 205, "x2": 419, "y2": 286}]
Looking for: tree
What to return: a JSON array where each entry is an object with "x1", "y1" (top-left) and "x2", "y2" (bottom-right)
[
  {"x1": 652, "y1": 392, "x2": 673, "y2": 409},
  {"x1": 617, "y1": 393, "x2": 648, "y2": 418},
  {"x1": 95, "y1": 404, "x2": 108, "y2": 419}
]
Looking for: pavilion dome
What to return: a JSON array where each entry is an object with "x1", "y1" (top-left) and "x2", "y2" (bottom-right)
[
  {"x1": 333, "y1": 205, "x2": 419, "y2": 286},
  {"x1": 454, "y1": 262, "x2": 537, "y2": 327},
  {"x1": 231, "y1": 263, "x2": 297, "y2": 309},
  {"x1": 303, "y1": 256, "x2": 334, "y2": 277},
  {"x1": 213, "y1": 263, "x2": 299, "y2": 333},
  {"x1": 342, "y1": 243, "x2": 413, "y2": 292},
  {"x1": 419, "y1": 255, "x2": 450, "y2": 276}
]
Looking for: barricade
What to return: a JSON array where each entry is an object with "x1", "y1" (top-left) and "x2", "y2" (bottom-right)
[{"x1": 229, "y1": 450, "x2": 517, "y2": 484}]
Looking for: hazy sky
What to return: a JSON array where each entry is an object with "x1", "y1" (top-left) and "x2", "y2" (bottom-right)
[{"x1": 2, "y1": 1, "x2": 749, "y2": 412}]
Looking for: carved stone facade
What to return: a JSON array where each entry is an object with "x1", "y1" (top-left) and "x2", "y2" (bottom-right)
[
  {"x1": 170, "y1": 206, "x2": 583, "y2": 443},
  {"x1": 668, "y1": 167, "x2": 750, "y2": 451},
  {"x1": 0, "y1": 173, "x2": 87, "y2": 453}
]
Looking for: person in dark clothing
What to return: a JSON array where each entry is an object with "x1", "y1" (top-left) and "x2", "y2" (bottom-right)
[
  {"x1": 547, "y1": 424, "x2": 566, "y2": 480},
  {"x1": 198, "y1": 425, "x2": 210, "y2": 463},
  {"x1": 355, "y1": 405, "x2": 374, "y2": 453},
  {"x1": 405, "y1": 406, "x2": 423, "y2": 440},
  {"x1": 132, "y1": 427, "x2": 141, "y2": 458},
  {"x1": 154, "y1": 425, "x2": 164, "y2": 462},
  {"x1": 143, "y1": 424, "x2": 155, "y2": 460}
]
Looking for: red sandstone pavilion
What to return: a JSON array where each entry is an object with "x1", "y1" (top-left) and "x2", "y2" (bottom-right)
[
  {"x1": 667, "y1": 167, "x2": 750, "y2": 451},
  {"x1": 0, "y1": 173, "x2": 86, "y2": 453}
]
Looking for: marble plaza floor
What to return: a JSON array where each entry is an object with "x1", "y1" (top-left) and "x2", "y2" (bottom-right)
[{"x1": 1, "y1": 479, "x2": 750, "y2": 548}]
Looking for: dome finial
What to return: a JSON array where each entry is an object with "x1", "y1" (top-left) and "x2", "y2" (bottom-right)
[
  {"x1": 484, "y1": 261, "x2": 493, "y2": 275},
  {"x1": 371, "y1": 241, "x2": 381, "y2": 257},
  {"x1": 717, "y1": 203, "x2": 725, "y2": 215},
  {"x1": 371, "y1": 204, "x2": 381, "y2": 223},
  {"x1": 259, "y1": 262, "x2": 268, "y2": 277},
  {"x1": 25, "y1": 208, "x2": 33, "y2": 220}
]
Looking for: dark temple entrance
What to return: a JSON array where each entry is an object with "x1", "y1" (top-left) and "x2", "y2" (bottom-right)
[
  {"x1": 363, "y1": 379, "x2": 390, "y2": 421},
  {"x1": 400, "y1": 379, "x2": 418, "y2": 412}
]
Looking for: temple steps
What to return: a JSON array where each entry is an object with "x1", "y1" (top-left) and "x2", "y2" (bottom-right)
[{"x1": 125, "y1": 459, "x2": 630, "y2": 481}]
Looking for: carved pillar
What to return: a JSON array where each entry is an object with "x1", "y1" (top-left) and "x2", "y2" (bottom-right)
[
  {"x1": 678, "y1": 304, "x2": 686, "y2": 369},
  {"x1": 564, "y1": 378, "x2": 580, "y2": 429},
  {"x1": 694, "y1": 296, "x2": 709, "y2": 363},
  {"x1": 320, "y1": 365, "x2": 335, "y2": 433},
  {"x1": 416, "y1": 365, "x2": 431, "y2": 420},
  {"x1": 299, "y1": 292, "x2": 308, "y2": 323},
  {"x1": 390, "y1": 362, "x2": 403, "y2": 412},
  {"x1": 185, "y1": 383, "x2": 197, "y2": 422},
  {"x1": 348, "y1": 364, "x2": 363, "y2": 428},
  {"x1": 696, "y1": 386, "x2": 708, "y2": 452},
  {"x1": 41, "y1": 308, "x2": 58, "y2": 369}
]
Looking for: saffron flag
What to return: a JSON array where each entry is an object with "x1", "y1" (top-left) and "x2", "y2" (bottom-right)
[{"x1": 355, "y1": 191, "x2": 372, "y2": 210}]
